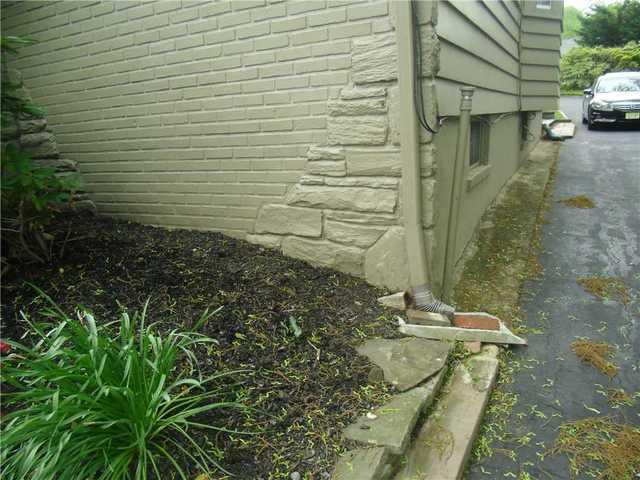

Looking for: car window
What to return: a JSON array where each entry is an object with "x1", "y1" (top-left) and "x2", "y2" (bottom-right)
[{"x1": 595, "y1": 78, "x2": 640, "y2": 93}]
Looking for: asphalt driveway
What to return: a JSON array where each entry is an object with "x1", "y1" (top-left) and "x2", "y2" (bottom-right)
[{"x1": 467, "y1": 96, "x2": 640, "y2": 479}]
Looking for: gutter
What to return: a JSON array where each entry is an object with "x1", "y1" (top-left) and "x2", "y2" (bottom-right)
[{"x1": 396, "y1": 1, "x2": 430, "y2": 288}]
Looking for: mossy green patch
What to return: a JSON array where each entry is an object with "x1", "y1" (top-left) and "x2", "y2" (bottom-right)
[
  {"x1": 453, "y1": 142, "x2": 560, "y2": 469},
  {"x1": 577, "y1": 276, "x2": 630, "y2": 305},
  {"x1": 571, "y1": 339, "x2": 618, "y2": 378},
  {"x1": 558, "y1": 195, "x2": 596, "y2": 209}
]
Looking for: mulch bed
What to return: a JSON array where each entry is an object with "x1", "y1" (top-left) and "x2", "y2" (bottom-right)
[{"x1": 1, "y1": 212, "x2": 399, "y2": 479}]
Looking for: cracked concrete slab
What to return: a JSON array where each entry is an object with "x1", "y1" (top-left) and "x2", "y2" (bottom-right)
[
  {"x1": 343, "y1": 369, "x2": 446, "y2": 455},
  {"x1": 394, "y1": 346, "x2": 499, "y2": 480},
  {"x1": 332, "y1": 447, "x2": 394, "y2": 480},
  {"x1": 356, "y1": 337, "x2": 451, "y2": 391}
]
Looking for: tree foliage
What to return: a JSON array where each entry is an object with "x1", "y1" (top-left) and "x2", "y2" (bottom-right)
[
  {"x1": 560, "y1": 42, "x2": 640, "y2": 92},
  {"x1": 563, "y1": 6, "x2": 582, "y2": 39},
  {"x1": 578, "y1": 0, "x2": 640, "y2": 47}
]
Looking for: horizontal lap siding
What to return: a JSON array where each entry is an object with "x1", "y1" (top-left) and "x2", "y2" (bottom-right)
[
  {"x1": 0, "y1": 0, "x2": 392, "y2": 237},
  {"x1": 520, "y1": 0, "x2": 562, "y2": 111},
  {"x1": 436, "y1": 0, "x2": 520, "y2": 116}
]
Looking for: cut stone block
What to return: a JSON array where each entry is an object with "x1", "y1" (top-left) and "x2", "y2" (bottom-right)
[
  {"x1": 328, "y1": 99, "x2": 387, "y2": 116},
  {"x1": 255, "y1": 205, "x2": 322, "y2": 237},
  {"x1": 388, "y1": 86, "x2": 400, "y2": 145},
  {"x1": 307, "y1": 160, "x2": 347, "y2": 177},
  {"x1": 343, "y1": 369, "x2": 445, "y2": 455},
  {"x1": 406, "y1": 309, "x2": 451, "y2": 326},
  {"x1": 421, "y1": 178, "x2": 436, "y2": 228},
  {"x1": 398, "y1": 318, "x2": 527, "y2": 345},
  {"x1": 307, "y1": 145, "x2": 345, "y2": 161},
  {"x1": 286, "y1": 185, "x2": 397, "y2": 213},
  {"x1": 332, "y1": 447, "x2": 394, "y2": 480},
  {"x1": 20, "y1": 132, "x2": 59, "y2": 158},
  {"x1": 419, "y1": 24, "x2": 440, "y2": 77},
  {"x1": 340, "y1": 87, "x2": 387, "y2": 100},
  {"x1": 20, "y1": 131, "x2": 53, "y2": 147},
  {"x1": 378, "y1": 292, "x2": 407, "y2": 310},
  {"x1": 453, "y1": 312, "x2": 500, "y2": 331},
  {"x1": 324, "y1": 176, "x2": 399, "y2": 189},
  {"x1": 33, "y1": 158, "x2": 78, "y2": 172},
  {"x1": 299, "y1": 175, "x2": 325, "y2": 185},
  {"x1": 325, "y1": 221, "x2": 386, "y2": 248},
  {"x1": 326, "y1": 210, "x2": 398, "y2": 226},
  {"x1": 328, "y1": 116, "x2": 388, "y2": 146},
  {"x1": 245, "y1": 233, "x2": 282, "y2": 249},
  {"x1": 356, "y1": 337, "x2": 450, "y2": 391},
  {"x1": 353, "y1": 34, "x2": 398, "y2": 83},
  {"x1": 394, "y1": 346, "x2": 499, "y2": 480},
  {"x1": 364, "y1": 227, "x2": 409, "y2": 291},
  {"x1": 282, "y1": 237, "x2": 364, "y2": 276},
  {"x1": 347, "y1": 150, "x2": 401, "y2": 177},
  {"x1": 19, "y1": 118, "x2": 47, "y2": 134}
]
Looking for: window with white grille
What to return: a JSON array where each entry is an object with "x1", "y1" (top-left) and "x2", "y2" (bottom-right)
[{"x1": 469, "y1": 120, "x2": 489, "y2": 167}]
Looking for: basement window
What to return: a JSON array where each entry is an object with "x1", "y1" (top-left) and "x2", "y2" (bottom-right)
[
  {"x1": 536, "y1": 0, "x2": 551, "y2": 9},
  {"x1": 469, "y1": 119, "x2": 489, "y2": 167}
]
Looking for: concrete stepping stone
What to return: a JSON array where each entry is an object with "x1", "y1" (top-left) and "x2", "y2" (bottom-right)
[
  {"x1": 398, "y1": 317, "x2": 527, "y2": 345},
  {"x1": 394, "y1": 346, "x2": 500, "y2": 480},
  {"x1": 332, "y1": 447, "x2": 394, "y2": 480},
  {"x1": 356, "y1": 338, "x2": 451, "y2": 391},
  {"x1": 343, "y1": 368, "x2": 446, "y2": 455}
]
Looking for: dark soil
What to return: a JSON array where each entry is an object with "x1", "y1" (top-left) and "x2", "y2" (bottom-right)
[{"x1": 1, "y1": 212, "x2": 399, "y2": 479}]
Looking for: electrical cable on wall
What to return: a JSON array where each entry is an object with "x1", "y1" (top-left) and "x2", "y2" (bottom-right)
[{"x1": 411, "y1": 0, "x2": 438, "y2": 134}]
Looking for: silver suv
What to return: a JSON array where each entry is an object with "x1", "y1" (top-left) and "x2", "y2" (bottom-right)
[{"x1": 582, "y1": 72, "x2": 640, "y2": 130}]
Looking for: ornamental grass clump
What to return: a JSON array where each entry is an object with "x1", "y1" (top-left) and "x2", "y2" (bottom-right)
[{"x1": 0, "y1": 291, "x2": 246, "y2": 480}]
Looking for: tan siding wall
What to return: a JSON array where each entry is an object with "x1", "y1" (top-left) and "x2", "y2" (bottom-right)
[
  {"x1": 436, "y1": 0, "x2": 562, "y2": 115},
  {"x1": 520, "y1": 0, "x2": 563, "y2": 111},
  {"x1": 436, "y1": 0, "x2": 521, "y2": 116},
  {"x1": 1, "y1": 0, "x2": 393, "y2": 238}
]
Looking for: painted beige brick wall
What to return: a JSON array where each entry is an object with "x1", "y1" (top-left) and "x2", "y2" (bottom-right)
[{"x1": 1, "y1": 0, "x2": 395, "y2": 238}]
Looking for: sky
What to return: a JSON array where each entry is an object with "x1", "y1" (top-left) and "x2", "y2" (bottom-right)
[{"x1": 564, "y1": 0, "x2": 621, "y2": 12}]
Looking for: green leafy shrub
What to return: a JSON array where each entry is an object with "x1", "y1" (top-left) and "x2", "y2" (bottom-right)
[
  {"x1": 1, "y1": 36, "x2": 80, "y2": 268},
  {"x1": 560, "y1": 42, "x2": 640, "y2": 93},
  {"x1": 0, "y1": 292, "x2": 247, "y2": 479},
  {"x1": 1, "y1": 144, "x2": 80, "y2": 265}
]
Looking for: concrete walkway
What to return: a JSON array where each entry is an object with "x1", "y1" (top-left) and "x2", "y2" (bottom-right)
[{"x1": 467, "y1": 97, "x2": 640, "y2": 479}]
